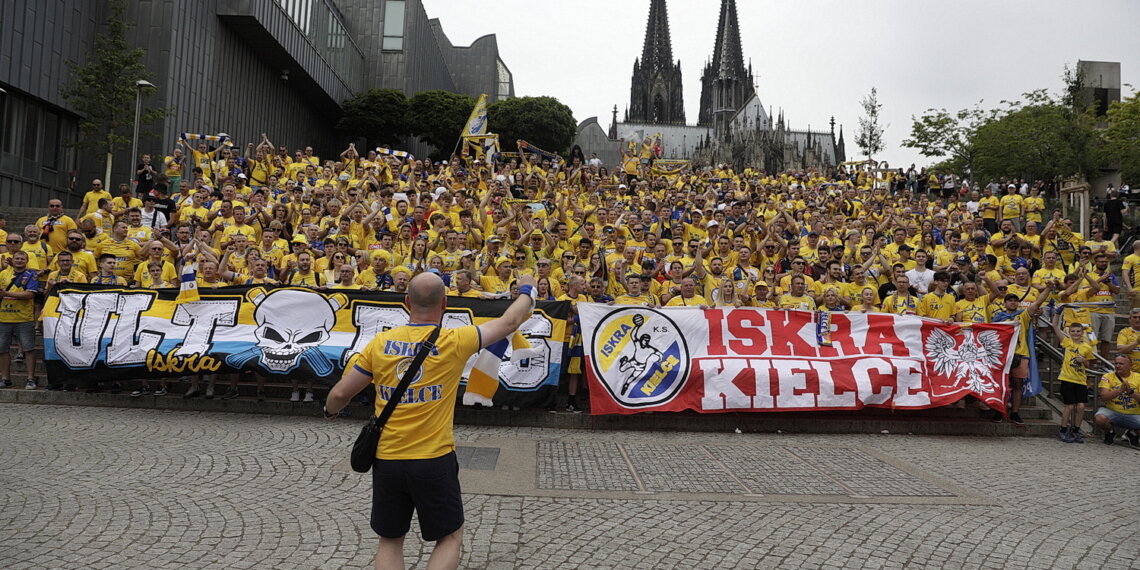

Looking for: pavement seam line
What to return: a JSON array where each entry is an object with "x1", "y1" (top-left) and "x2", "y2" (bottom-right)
[
  {"x1": 615, "y1": 442, "x2": 649, "y2": 493},
  {"x1": 698, "y1": 444, "x2": 757, "y2": 495}
]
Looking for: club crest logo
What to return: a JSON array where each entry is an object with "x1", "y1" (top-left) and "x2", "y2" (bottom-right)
[{"x1": 590, "y1": 308, "x2": 689, "y2": 407}]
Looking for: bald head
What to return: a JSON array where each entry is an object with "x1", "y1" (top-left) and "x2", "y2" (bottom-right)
[{"x1": 407, "y1": 272, "x2": 446, "y2": 313}]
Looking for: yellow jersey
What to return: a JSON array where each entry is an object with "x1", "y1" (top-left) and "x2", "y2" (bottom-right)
[
  {"x1": 1058, "y1": 337, "x2": 1094, "y2": 385},
  {"x1": 1116, "y1": 327, "x2": 1140, "y2": 370},
  {"x1": 665, "y1": 294, "x2": 708, "y2": 307},
  {"x1": 955, "y1": 297, "x2": 990, "y2": 324},
  {"x1": 353, "y1": 324, "x2": 481, "y2": 459},
  {"x1": 918, "y1": 292, "x2": 956, "y2": 321},
  {"x1": 1098, "y1": 372, "x2": 1140, "y2": 414},
  {"x1": 0, "y1": 268, "x2": 39, "y2": 323}
]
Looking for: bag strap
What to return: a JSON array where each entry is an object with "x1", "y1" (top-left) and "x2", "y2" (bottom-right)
[{"x1": 373, "y1": 324, "x2": 441, "y2": 430}]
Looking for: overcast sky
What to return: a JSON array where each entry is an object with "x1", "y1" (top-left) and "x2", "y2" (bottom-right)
[{"x1": 423, "y1": 0, "x2": 1139, "y2": 168}]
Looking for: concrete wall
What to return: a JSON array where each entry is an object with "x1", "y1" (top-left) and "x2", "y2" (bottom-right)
[
  {"x1": 617, "y1": 122, "x2": 711, "y2": 160},
  {"x1": 574, "y1": 117, "x2": 621, "y2": 170}
]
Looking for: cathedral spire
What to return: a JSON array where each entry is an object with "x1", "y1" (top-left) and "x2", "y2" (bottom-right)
[
  {"x1": 640, "y1": 0, "x2": 674, "y2": 71},
  {"x1": 698, "y1": 0, "x2": 755, "y2": 129},
  {"x1": 627, "y1": 0, "x2": 685, "y2": 124},
  {"x1": 710, "y1": 0, "x2": 746, "y2": 80}
]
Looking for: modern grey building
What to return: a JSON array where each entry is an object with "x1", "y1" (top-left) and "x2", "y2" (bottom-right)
[{"x1": 0, "y1": 0, "x2": 514, "y2": 208}]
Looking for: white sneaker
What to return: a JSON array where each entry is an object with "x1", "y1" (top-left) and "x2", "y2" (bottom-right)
[
  {"x1": 25, "y1": 379, "x2": 37, "y2": 390},
  {"x1": 290, "y1": 390, "x2": 301, "y2": 402},
  {"x1": 303, "y1": 391, "x2": 315, "y2": 403}
]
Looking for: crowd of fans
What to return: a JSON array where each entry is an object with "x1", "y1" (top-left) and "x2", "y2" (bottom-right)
[{"x1": 0, "y1": 134, "x2": 1137, "y2": 446}]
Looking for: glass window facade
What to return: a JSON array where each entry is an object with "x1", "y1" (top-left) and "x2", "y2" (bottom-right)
[{"x1": 382, "y1": 0, "x2": 405, "y2": 51}]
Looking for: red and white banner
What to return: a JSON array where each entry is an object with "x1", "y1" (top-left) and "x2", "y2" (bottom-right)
[{"x1": 580, "y1": 304, "x2": 1018, "y2": 415}]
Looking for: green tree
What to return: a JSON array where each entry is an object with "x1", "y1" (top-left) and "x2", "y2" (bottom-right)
[
  {"x1": 1099, "y1": 90, "x2": 1140, "y2": 184},
  {"x1": 336, "y1": 88, "x2": 410, "y2": 149},
  {"x1": 59, "y1": 0, "x2": 169, "y2": 185},
  {"x1": 971, "y1": 89, "x2": 1101, "y2": 183},
  {"x1": 408, "y1": 90, "x2": 476, "y2": 160},
  {"x1": 902, "y1": 103, "x2": 995, "y2": 182},
  {"x1": 855, "y1": 87, "x2": 886, "y2": 160},
  {"x1": 487, "y1": 96, "x2": 576, "y2": 155}
]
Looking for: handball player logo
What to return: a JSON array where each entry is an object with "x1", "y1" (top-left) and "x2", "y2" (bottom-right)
[{"x1": 591, "y1": 308, "x2": 690, "y2": 408}]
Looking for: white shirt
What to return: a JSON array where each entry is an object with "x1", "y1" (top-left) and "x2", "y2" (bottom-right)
[
  {"x1": 905, "y1": 267, "x2": 935, "y2": 294},
  {"x1": 140, "y1": 207, "x2": 168, "y2": 230},
  {"x1": 966, "y1": 200, "x2": 980, "y2": 214}
]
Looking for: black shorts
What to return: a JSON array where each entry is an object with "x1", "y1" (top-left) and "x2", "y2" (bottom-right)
[
  {"x1": 1059, "y1": 382, "x2": 1089, "y2": 405},
  {"x1": 371, "y1": 451, "x2": 463, "y2": 542}
]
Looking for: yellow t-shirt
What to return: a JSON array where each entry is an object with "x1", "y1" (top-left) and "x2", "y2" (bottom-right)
[
  {"x1": 1059, "y1": 337, "x2": 1094, "y2": 385},
  {"x1": 999, "y1": 194, "x2": 1024, "y2": 219},
  {"x1": 615, "y1": 293, "x2": 655, "y2": 306},
  {"x1": 133, "y1": 261, "x2": 178, "y2": 288},
  {"x1": 918, "y1": 292, "x2": 956, "y2": 321},
  {"x1": 0, "y1": 268, "x2": 38, "y2": 323},
  {"x1": 979, "y1": 196, "x2": 1000, "y2": 219},
  {"x1": 1098, "y1": 372, "x2": 1140, "y2": 414},
  {"x1": 1116, "y1": 326, "x2": 1140, "y2": 370},
  {"x1": 992, "y1": 307, "x2": 1033, "y2": 357},
  {"x1": 882, "y1": 293, "x2": 919, "y2": 315},
  {"x1": 287, "y1": 270, "x2": 323, "y2": 288},
  {"x1": 352, "y1": 324, "x2": 481, "y2": 459},
  {"x1": 1024, "y1": 196, "x2": 1045, "y2": 222},
  {"x1": 94, "y1": 238, "x2": 142, "y2": 279},
  {"x1": 955, "y1": 297, "x2": 990, "y2": 324},
  {"x1": 81, "y1": 189, "x2": 112, "y2": 215},
  {"x1": 665, "y1": 294, "x2": 708, "y2": 307},
  {"x1": 777, "y1": 293, "x2": 816, "y2": 311}
]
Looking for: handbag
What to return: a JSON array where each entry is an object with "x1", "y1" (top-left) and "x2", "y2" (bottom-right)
[{"x1": 350, "y1": 324, "x2": 441, "y2": 473}]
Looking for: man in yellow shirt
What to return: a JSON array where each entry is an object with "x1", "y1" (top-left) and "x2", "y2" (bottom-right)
[
  {"x1": 1115, "y1": 309, "x2": 1140, "y2": 372},
  {"x1": 36, "y1": 199, "x2": 78, "y2": 254},
  {"x1": 80, "y1": 179, "x2": 112, "y2": 218},
  {"x1": 1094, "y1": 355, "x2": 1140, "y2": 448},
  {"x1": 918, "y1": 272, "x2": 956, "y2": 322},
  {"x1": 778, "y1": 275, "x2": 816, "y2": 311},
  {"x1": 979, "y1": 187, "x2": 1000, "y2": 234},
  {"x1": 94, "y1": 221, "x2": 143, "y2": 281},
  {"x1": 0, "y1": 250, "x2": 39, "y2": 388},
  {"x1": 614, "y1": 274, "x2": 656, "y2": 306},
  {"x1": 998, "y1": 184, "x2": 1024, "y2": 231},
  {"x1": 324, "y1": 272, "x2": 539, "y2": 568},
  {"x1": 663, "y1": 277, "x2": 709, "y2": 307}
]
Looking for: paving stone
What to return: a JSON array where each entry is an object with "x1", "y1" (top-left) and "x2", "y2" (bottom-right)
[{"x1": 1, "y1": 403, "x2": 1138, "y2": 569}]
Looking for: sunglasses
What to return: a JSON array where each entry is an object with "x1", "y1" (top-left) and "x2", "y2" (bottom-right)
[{"x1": 6, "y1": 240, "x2": 20, "y2": 244}]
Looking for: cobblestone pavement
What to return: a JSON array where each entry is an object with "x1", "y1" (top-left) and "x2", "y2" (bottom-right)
[{"x1": 1, "y1": 404, "x2": 1137, "y2": 569}]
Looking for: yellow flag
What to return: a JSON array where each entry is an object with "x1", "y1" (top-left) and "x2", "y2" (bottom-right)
[{"x1": 462, "y1": 94, "x2": 488, "y2": 137}]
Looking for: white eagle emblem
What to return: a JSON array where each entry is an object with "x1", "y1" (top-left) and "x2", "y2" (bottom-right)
[{"x1": 925, "y1": 329, "x2": 1005, "y2": 394}]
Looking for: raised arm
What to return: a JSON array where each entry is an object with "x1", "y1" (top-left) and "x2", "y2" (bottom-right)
[{"x1": 476, "y1": 274, "x2": 537, "y2": 348}]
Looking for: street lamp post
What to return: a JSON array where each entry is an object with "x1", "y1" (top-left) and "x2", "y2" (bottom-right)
[{"x1": 130, "y1": 79, "x2": 155, "y2": 189}]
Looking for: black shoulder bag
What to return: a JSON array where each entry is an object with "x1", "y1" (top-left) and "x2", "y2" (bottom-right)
[{"x1": 350, "y1": 325, "x2": 441, "y2": 473}]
